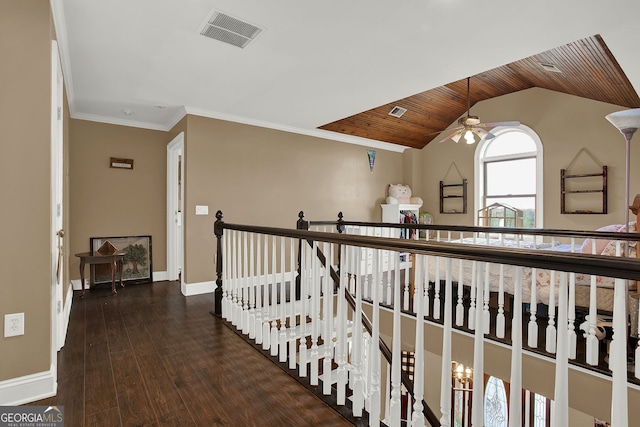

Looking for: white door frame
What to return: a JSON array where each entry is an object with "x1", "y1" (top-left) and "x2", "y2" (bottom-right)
[
  {"x1": 51, "y1": 40, "x2": 65, "y2": 357},
  {"x1": 167, "y1": 133, "x2": 185, "y2": 283}
]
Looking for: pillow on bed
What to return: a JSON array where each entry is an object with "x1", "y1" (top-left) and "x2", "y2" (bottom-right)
[
  {"x1": 600, "y1": 222, "x2": 637, "y2": 257},
  {"x1": 580, "y1": 223, "x2": 625, "y2": 254}
]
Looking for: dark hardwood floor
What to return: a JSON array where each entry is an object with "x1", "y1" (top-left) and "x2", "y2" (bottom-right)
[{"x1": 28, "y1": 281, "x2": 353, "y2": 427}]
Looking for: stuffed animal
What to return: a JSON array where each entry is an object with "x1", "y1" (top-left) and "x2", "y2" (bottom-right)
[{"x1": 386, "y1": 184, "x2": 423, "y2": 205}]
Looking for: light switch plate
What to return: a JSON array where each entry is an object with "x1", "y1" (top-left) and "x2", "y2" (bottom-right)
[{"x1": 195, "y1": 205, "x2": 209, "y2": 215}]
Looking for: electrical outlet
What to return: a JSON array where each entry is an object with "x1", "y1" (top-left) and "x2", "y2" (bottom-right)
[{"x1": 4, "y1": 313, "x2": 25, "y2": 337}]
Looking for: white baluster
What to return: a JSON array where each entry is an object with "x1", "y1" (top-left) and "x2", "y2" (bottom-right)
[
  {"x1": 483, "y1": 263, "x2": 491, "y2": 335},
  {"x1": 386, "y1": 249, "x2": 393, "y2": 306},
  {"x1": 496, "y1": 264, "x2": 505, "y2": 338},
  {"x1": 352, "y1": 243, "x2": 365, "y2": 417},
  {"x1": 279, "y1": 237, "x2": 287, "y2": 363},
  {"x1": 310, "y1": 241, "x2": 320, "y2": 385},
  {"x1": 221, "y1": 231, "x2": 228, "y2": 320},
  {"x1": 262, "y1": 234, "x2": 271, "y2": 351},
  {"x1": 553, "y1": 272, "x2": 569, "y2": 427},
  {"x1": 568, "y1": 271, "x2": 577, "y2": 360},
  {"x1": 471, "y1": 262, "x2": 485, "y2": 427},
  {"x1": 439, "y1": 257, "x2": 453, "y2": 427},
  {"x1": 455, "y1": 258, "x2": 464, "y2": 327},
  {"x1": 388, "y1": 252, "x2": 402, "y2": 427},
  {"x1": 369, "y1": 249, "x2": 381, "y2": 426},
  {"x1": 232, "y1": 230, "x2": 242, "y2": 327},
  {"x1": 289, "y1": 238, "x2": 297, "y2": 370},
  {"x1": 546, "y1": 270, "x2": 557, "y2": 354},
  {"x1": 586, "y1": 240, "x2": 598, "y2": 365},
  {"x1": 567, "y1": 239, "x2": 577, "y2": 360},
  {"x1": 254, "y1": 233, "x2": 262, "y2": 344},
  {"x1": 528, "y1": 268, "x2": 538, "y2": 348},
  {"x1": 610, "y1": 242, "x2": 629, "y2": 427},
  {"x1": 403, "y1": 260, "x2": 410, "y2": 311},
  {"x1": 231, "y1": 230, "x2": 239, "y2": 326},
  {"x1": 248, "y1": 233, "x2": 256, "y2": 339},
  {"x1": 299, "y1": 239, "x2": 308, "y2": 377},
  {"x1": 412, "y1": 254, "x2": 425, "y2": 427},
  {"x1": 336, "y1": 245, "x2": 348, "y2": 405},
  {"x1": 323, "y1": 243, "x2": 334, "y2": 396},
  {"x1": 468, "y1": 261, "x2": 477, "y2": 331},
  {"x1": 508, "y1": 268, "x2": 523, "y2": 427},
  {"x1": 434, "y1": 255, "x2": 441, "y2": 320},
  {"x1": 242, "y1": 231, "x2": 249, "y2": 333},
  {"x1": 424, "y1": 255, "x2": 431, "y2": 318},
  {"x1": 270, "y1": 236, "x2": 279, "y2": 357}
]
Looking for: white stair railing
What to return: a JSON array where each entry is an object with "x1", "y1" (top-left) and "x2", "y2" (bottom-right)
[{"x1": 215, "y1": 214, "x2": 640, "y2": 427}]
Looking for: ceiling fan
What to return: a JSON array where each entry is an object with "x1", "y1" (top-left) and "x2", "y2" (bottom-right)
[{"x1": 437, "y1": 77, "x2": 520, "y2": 144}]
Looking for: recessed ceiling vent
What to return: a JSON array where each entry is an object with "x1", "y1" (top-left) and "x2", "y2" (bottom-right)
[
  {"x1": 538, "y1": 62, "x2": 562, "y2": 73},
  {"x1": 199, "y1": 11, "x2": 263, "y2": 48},
  {"x1": 389, "y1": 106, "x2": 407, "y2": 118}
]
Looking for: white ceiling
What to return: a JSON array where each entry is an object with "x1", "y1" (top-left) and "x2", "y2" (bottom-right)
[{"x1": 52, "y1": 0, "x2": 640, "y2": 150}]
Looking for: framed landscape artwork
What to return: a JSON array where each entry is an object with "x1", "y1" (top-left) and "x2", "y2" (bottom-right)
[{"x1": 90, "y1": 235, "x2": 153, "y2": 286}]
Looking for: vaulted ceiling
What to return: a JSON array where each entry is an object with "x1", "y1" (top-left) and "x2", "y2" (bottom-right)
[
  {"x1": 53, "y1": 1, "x2": 640, "y2": 152},
  {"x1": 320, "y1": 35, "x2": 640, "y2": 149}
]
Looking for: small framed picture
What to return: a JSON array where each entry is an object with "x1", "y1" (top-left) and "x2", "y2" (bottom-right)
[{"x1": 89, "y1": 235, "x2": 152, "y2": 287}]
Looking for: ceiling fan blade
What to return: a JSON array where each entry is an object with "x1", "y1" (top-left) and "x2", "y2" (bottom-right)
[
  {"x1": 469, "y1": 128, "x2": 498, "y2": 142},
  {"x1": 478, "y1": 120, "x2": 521, "y2": 127},
  {"x1": 437, "y1": 129, "x2": 462, "y2": 143},
  {"x1": 428, "y1": 125, "x2": 463, "y2": 137},
  {"x1": 472, "y1": 128, "x2": 488, "y2": 138}
]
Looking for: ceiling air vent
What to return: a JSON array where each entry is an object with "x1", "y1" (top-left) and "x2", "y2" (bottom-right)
[
  {"x1": 389, "y1": 106, "x2": 407, "y2": 118},
  {"x1": 199, "y1": 11, "x2": 263, "y2": 48},
  {"x1": 538, "y1": 62, "x2": 562, "y2": 73}
]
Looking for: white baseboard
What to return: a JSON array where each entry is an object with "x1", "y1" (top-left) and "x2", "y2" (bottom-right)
[
  {"x1": 153, "y1": 271, "x2": 168, "y2": 281},
  {"x1": 71, "y1": 270, "x2": 169, "y2": 291},
  {"x1": 181, "y1": 280, "x2": 215, "y2": 296},
  {"x1": 0, "y1": 369, "x2": 57, "y2": 406},
  {"x1": 59, "y1": 284, "x2": 73, "y2": 348}
]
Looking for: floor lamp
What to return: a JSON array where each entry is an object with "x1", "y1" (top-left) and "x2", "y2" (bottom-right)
[
  {"x1": 604, "y1": 108, "x2": 640, "y2": 427},
  {"x1": 605, "y1": 108, "x2": 640, "y2": 232}
]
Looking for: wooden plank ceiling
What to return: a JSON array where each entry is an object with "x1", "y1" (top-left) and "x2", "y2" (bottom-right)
[{"x1": 319, "y1": 35, "x2": 640, "y2": 149}]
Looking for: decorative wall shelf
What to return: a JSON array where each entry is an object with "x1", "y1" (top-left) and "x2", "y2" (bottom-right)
[
  {"x1": 440, "y1": 162, "x2": 467, "y2": 214},
  {"x1": 560, "y1": 148, "x2": 607, "y2": 214}
]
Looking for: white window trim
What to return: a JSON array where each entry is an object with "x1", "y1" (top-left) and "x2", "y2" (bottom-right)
[{"x1": 474, "y1": 125, "x2": 544, "y2": 227}]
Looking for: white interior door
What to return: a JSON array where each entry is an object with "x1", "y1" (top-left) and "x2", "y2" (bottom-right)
[
  {"x1": 167, "y1": 133, "x2": 184, "y2": 282},
  {"x1": 51, "y1": 40, "x2": 65, "y2": 353}
]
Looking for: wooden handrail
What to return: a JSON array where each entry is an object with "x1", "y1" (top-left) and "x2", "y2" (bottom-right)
[{"x1": 308, "y1": 217, "x2": 640, "y2": 242}]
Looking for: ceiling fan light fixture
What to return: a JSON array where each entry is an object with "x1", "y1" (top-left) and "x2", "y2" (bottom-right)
[{"x1": 464, "y1": 130, "x2": 475, "y2": 144}]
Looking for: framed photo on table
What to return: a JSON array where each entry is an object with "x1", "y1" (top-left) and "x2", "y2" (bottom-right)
[{"x1": 89, "y1": 235, "x2": 152, "y2": 286}]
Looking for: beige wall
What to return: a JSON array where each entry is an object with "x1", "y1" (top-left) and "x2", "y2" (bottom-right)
[
  {"x1": 68, "y1": 120, "x2": 168, "y2": 280},
  {"x1": 0, "y1": 0, "x2": 53, "y2": 381},
  {"x1": 182, "y1": 115, "x2": 405, "y2": 283},
  {"x1": 420, "y1": 88, "x2": 635, "y2": 230}
]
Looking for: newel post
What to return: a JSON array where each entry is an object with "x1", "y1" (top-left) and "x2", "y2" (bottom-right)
[
  {"x1": 213, "y1": 210, "x2": 224, "y2": 317},
  {"x1": 295, "y1": 211, "x2": 308, "y2": 300}
]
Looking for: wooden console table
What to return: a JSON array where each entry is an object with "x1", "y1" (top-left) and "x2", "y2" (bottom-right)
[{"x1": 75, "y1": 251, "x2": 125, "y2": 296}]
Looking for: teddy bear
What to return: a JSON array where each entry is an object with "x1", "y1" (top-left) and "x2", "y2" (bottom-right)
[{"x1": 386, "y1": 184, "x2": 423, "y2": 205}]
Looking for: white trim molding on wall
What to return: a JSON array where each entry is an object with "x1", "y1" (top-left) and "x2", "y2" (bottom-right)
[{"x1": 0, "y1": 370, "x2": 57, "y2": 406}]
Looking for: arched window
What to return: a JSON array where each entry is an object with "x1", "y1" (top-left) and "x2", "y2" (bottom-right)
[
  {"x1": 475, "y1": 126, "x2": 544, "y2": 227},
  {"x1": 484, "y1": 376, "x2": 508, "y2": 427}
]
